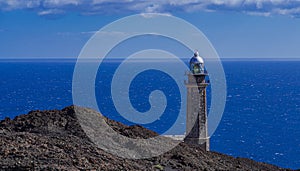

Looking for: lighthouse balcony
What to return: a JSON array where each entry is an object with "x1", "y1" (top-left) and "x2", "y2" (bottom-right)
[
  {"x1": 185, "y1": 71, "x2": 209, "y2": 85},
  {"x1": 185, "y1": 70, "x2": 208, "y2": 75}
]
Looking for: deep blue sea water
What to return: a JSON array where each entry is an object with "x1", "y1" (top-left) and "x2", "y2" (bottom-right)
[{"x1": 0, "y1": 60, "x2": 299, "y2": 169}]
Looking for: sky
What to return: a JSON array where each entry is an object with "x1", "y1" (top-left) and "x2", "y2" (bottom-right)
[{"x1": 0, "y1": 0, "x2": 300, "y2": 59}]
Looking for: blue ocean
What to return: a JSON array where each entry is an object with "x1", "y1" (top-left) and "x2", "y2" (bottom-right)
[{"x1": 0, "y1": 60, "x2": 299, "y2": 169}]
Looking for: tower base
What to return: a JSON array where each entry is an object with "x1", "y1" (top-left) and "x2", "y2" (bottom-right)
[{"x1": 184, "y1": 137, "x2": 210, "y2": 151}]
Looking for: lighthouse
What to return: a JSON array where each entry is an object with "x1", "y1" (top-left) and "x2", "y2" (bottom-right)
[{"x1": 184, "y1": 51, "x2": 209, "y2": 151}]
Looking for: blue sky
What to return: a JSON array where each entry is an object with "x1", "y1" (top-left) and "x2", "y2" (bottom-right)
[{"x1": 0, "y1": 0, "x2": 300, "y2": 59}]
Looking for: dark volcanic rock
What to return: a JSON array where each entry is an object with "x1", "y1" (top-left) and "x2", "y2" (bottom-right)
[{"x1": 0, "y1": 106, "x2": 294, "y2": 171}]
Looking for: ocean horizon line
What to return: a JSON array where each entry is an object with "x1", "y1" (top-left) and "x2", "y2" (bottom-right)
[{"x1": 0, "y1": 57, "x2": 300, "y2": 63}]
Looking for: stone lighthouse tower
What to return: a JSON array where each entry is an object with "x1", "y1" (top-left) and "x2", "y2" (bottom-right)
[{"x1": 184, "y1": 51, "x2": 209, "y2": 151}]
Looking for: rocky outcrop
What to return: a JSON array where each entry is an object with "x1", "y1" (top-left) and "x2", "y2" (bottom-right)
[{"x1": 0, "y1": 106, "x2": 294, "y2": 171}]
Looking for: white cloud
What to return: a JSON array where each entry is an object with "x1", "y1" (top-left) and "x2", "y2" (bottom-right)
[
  {"x1": 56, "y1": 30, "x2": 129, "y2": 37},
  {"x1": 140, "y1": 13, "x2": 172, "y2": 18},
  {"x1": 38, "y1": 9, "x2": 64, "y2": 16},
  {"x1": 244, "y1": 11, "x2": 271, "y2": 17},
  {"x1": 274, "y1": 7, "x2": 300, "y2": 16},
  {"x1": 0, "y1": 0, "x2": 40, "y2": 10},
  {"x1": 80, "y1": 31, "x2": 97, "y2": 35},
  {"x1": 43, "y1": 0, "x2": 81, "y2": 6},
  {"x1": 0, "y1": 0, "x2": 300, "y2": 17}
]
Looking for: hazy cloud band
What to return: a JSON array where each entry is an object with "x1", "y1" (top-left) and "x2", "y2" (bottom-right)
[{"x1": 0, "y1": 0, "x2": 300, "y2": 17}]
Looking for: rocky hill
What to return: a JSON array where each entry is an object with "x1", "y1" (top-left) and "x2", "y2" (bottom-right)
[{"x1": 0, "y1": 106, "x2": 295, "y2": 171}]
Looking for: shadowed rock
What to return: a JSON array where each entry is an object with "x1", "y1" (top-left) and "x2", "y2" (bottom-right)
[{"x1": 0, "y1": 106, "x2": 294, "y2": 170}]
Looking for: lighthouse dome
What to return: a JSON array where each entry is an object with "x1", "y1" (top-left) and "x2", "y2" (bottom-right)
[
  {"x1": 190, "y1": 51, "x2": 204, "y2": 64},
  {"x1": 189, "y1": 51, "x2": 205, "y2": 74}
]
